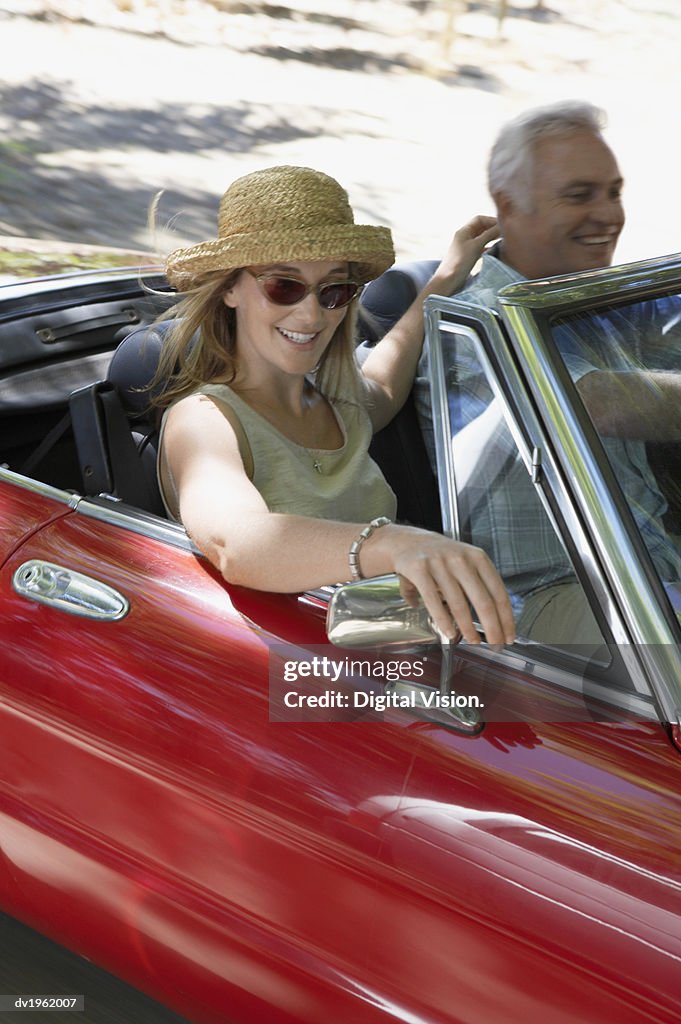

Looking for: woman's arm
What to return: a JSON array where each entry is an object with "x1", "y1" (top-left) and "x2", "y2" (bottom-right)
[
  {"x1": 361, "y1": 216, "x2": 499, "y2": 431},
  {"x1": 163, "y1": 394, "x2": 515, "y2": 645}
]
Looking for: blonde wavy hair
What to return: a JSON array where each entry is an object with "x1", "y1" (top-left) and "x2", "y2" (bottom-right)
[{"x1": 151, "y1": 267, "x2": 366, "y2": 411}]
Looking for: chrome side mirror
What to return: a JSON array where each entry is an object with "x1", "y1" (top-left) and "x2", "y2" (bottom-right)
[{"x1": 326, "y1": 574, "x2": 437, "y2": 648}]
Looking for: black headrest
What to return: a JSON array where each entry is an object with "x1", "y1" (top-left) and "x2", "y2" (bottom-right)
[
  {"x1": 359, "y1": 260, "x2": 440, "y2": 342},
  {"x1": 107, "y1": 320, "x2": 173, "y2": 419}
]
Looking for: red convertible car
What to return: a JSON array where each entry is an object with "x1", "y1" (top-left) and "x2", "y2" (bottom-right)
[{"x1": 1, "y1": 254, "x2": 681, "y2": 1023}]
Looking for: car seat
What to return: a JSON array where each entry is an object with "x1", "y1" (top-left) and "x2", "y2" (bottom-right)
[
  {"x1": 70, "y1": 322, "x2": 172, "y2": 515},
  {"x1": 359, "y1": 259, "x2": 442, "y2": 532}
]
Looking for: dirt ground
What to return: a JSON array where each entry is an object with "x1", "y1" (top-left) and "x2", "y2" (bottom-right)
[{"x1": 0, "y1": 0, "x2": 679, "y2": 270}]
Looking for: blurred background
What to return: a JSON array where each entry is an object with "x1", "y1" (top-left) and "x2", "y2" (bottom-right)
[
  {"x1": 0, "y1": 1, "x2": 678, "y2": 1015},
  {"x1": 0, "y1": 0, "x2": 679, "y2": 276}
]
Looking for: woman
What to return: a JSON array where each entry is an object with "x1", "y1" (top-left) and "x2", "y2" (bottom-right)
[{"x1": 156, "y1": 165, "x2": 514, "y2": 646}]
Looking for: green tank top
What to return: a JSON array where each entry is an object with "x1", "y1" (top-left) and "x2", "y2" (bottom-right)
[{"x1": 158, "y1": 383, "x2": 396, "y2": 523}]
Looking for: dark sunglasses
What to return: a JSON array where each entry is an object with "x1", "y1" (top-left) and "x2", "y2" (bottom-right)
[{"x1": 247, "y1": 270, "x2": 361, "y2": 310}]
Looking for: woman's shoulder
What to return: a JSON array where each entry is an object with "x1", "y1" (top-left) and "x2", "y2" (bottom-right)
[
  {"x1": 162, "y1": 383, "x2": 254, "y2": 439},
  {"x1": 167, "y1": 381, "x2": 249, "y2": 419},
  {"x1": 189, "y1": 380, "x2": 238, "y2": 401},
  {"x1": 162, "y1": 383, "x2": 255, "y2": 477}
]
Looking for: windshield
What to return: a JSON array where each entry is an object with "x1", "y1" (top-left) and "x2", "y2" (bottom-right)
[{"x1": 550, "y1": 292, "x2": 681, "y2": 605}]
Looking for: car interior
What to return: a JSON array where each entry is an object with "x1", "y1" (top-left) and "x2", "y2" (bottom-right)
[
  {"x1": 0, "y1": 276, "x2": 173, "y2": 499},
  {"x1": 0, "y1": 262, "x2": 442, "y2": 531}
]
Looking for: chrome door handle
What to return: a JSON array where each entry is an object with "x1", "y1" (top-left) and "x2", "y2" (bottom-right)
[{"x1": 12, "y1": 561, "x2": 129, "y2": 621}]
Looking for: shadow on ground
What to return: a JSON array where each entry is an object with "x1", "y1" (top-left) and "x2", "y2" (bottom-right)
[
  {"x1": 249, "y1": 42, "x2": 501, "y2": 88},
  {"x1": 225, "y1": 1, "x2": 367, "y2": 30},
  {"x1": 0, "y1": 79, "x2": 388, "y2": 247},
  {"x1": 0, "y1": 157, "x2": 214, "y2": 249},
  {"x1": 0, "y1": 82, "x2": 342, "y2": 156},
  {"x1": 467, "y1": 1, "x2": 565, "y2": 24}
]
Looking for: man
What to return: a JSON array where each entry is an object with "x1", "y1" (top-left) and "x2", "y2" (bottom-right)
[{"x1": 414, "y1": 100, "x2": 681, "y2": 642}]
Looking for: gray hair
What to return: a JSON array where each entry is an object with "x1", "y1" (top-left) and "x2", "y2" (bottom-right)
[{"x1": 488, "y1": 100, "x2": 608, "y2": 211}]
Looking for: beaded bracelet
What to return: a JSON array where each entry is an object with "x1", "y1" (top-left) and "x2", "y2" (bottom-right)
[{"x1": 348, "y1": 516, "x2": 392, "y2": 581}]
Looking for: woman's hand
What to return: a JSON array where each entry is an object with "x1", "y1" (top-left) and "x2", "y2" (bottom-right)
[
  {"x1": 365, "y1": 527, "x2": 515, "y2": 646},
  {"x1": 434, "y1": 215, "x2": 500, "y2": 294}
]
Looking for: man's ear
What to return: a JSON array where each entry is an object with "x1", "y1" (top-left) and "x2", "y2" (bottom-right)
[{"x1": 493, "y1": 190, "x2": 515, "y2": 221}]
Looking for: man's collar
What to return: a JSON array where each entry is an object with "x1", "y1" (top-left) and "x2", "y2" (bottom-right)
[{"x1": 480, "y1": 243, "x2": 527, "y2": 285}]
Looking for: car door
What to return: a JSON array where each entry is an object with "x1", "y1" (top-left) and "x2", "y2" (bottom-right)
[
  {"x1": 0, "y1": 479, "x2": 473, "y2": 1024},
  {"x1": 0, "y1": 269, "x2": 461, "y2": 1024},
  {"x1": 371, "y1": 264, "x2": 681, "y2": 1024}
]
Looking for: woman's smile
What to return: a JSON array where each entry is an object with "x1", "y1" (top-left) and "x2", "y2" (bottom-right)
[{"x1": 277, "y1": 326, "x2": 320, "y2": 347}]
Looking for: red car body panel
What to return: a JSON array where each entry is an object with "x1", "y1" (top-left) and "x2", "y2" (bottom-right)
[
  {"x1": 1, "y1": 479, "x2": 681, "y2": 1022},
  {"x1": 1, "y1": 482, "x2": 73, "y2": 556}
]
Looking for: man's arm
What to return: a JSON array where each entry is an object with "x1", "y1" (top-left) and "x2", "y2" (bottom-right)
[
  {"x1": 361, "y1": 217, "x2": 499, "y2": 431},
  {"x1": 577, "y1": 369, "x2": 681, "y2": 440}
]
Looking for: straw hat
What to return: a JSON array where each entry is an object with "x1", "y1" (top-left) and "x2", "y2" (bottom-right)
[{"x1": 165, "y1": 165, "x2": 395, "y2": 289}]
